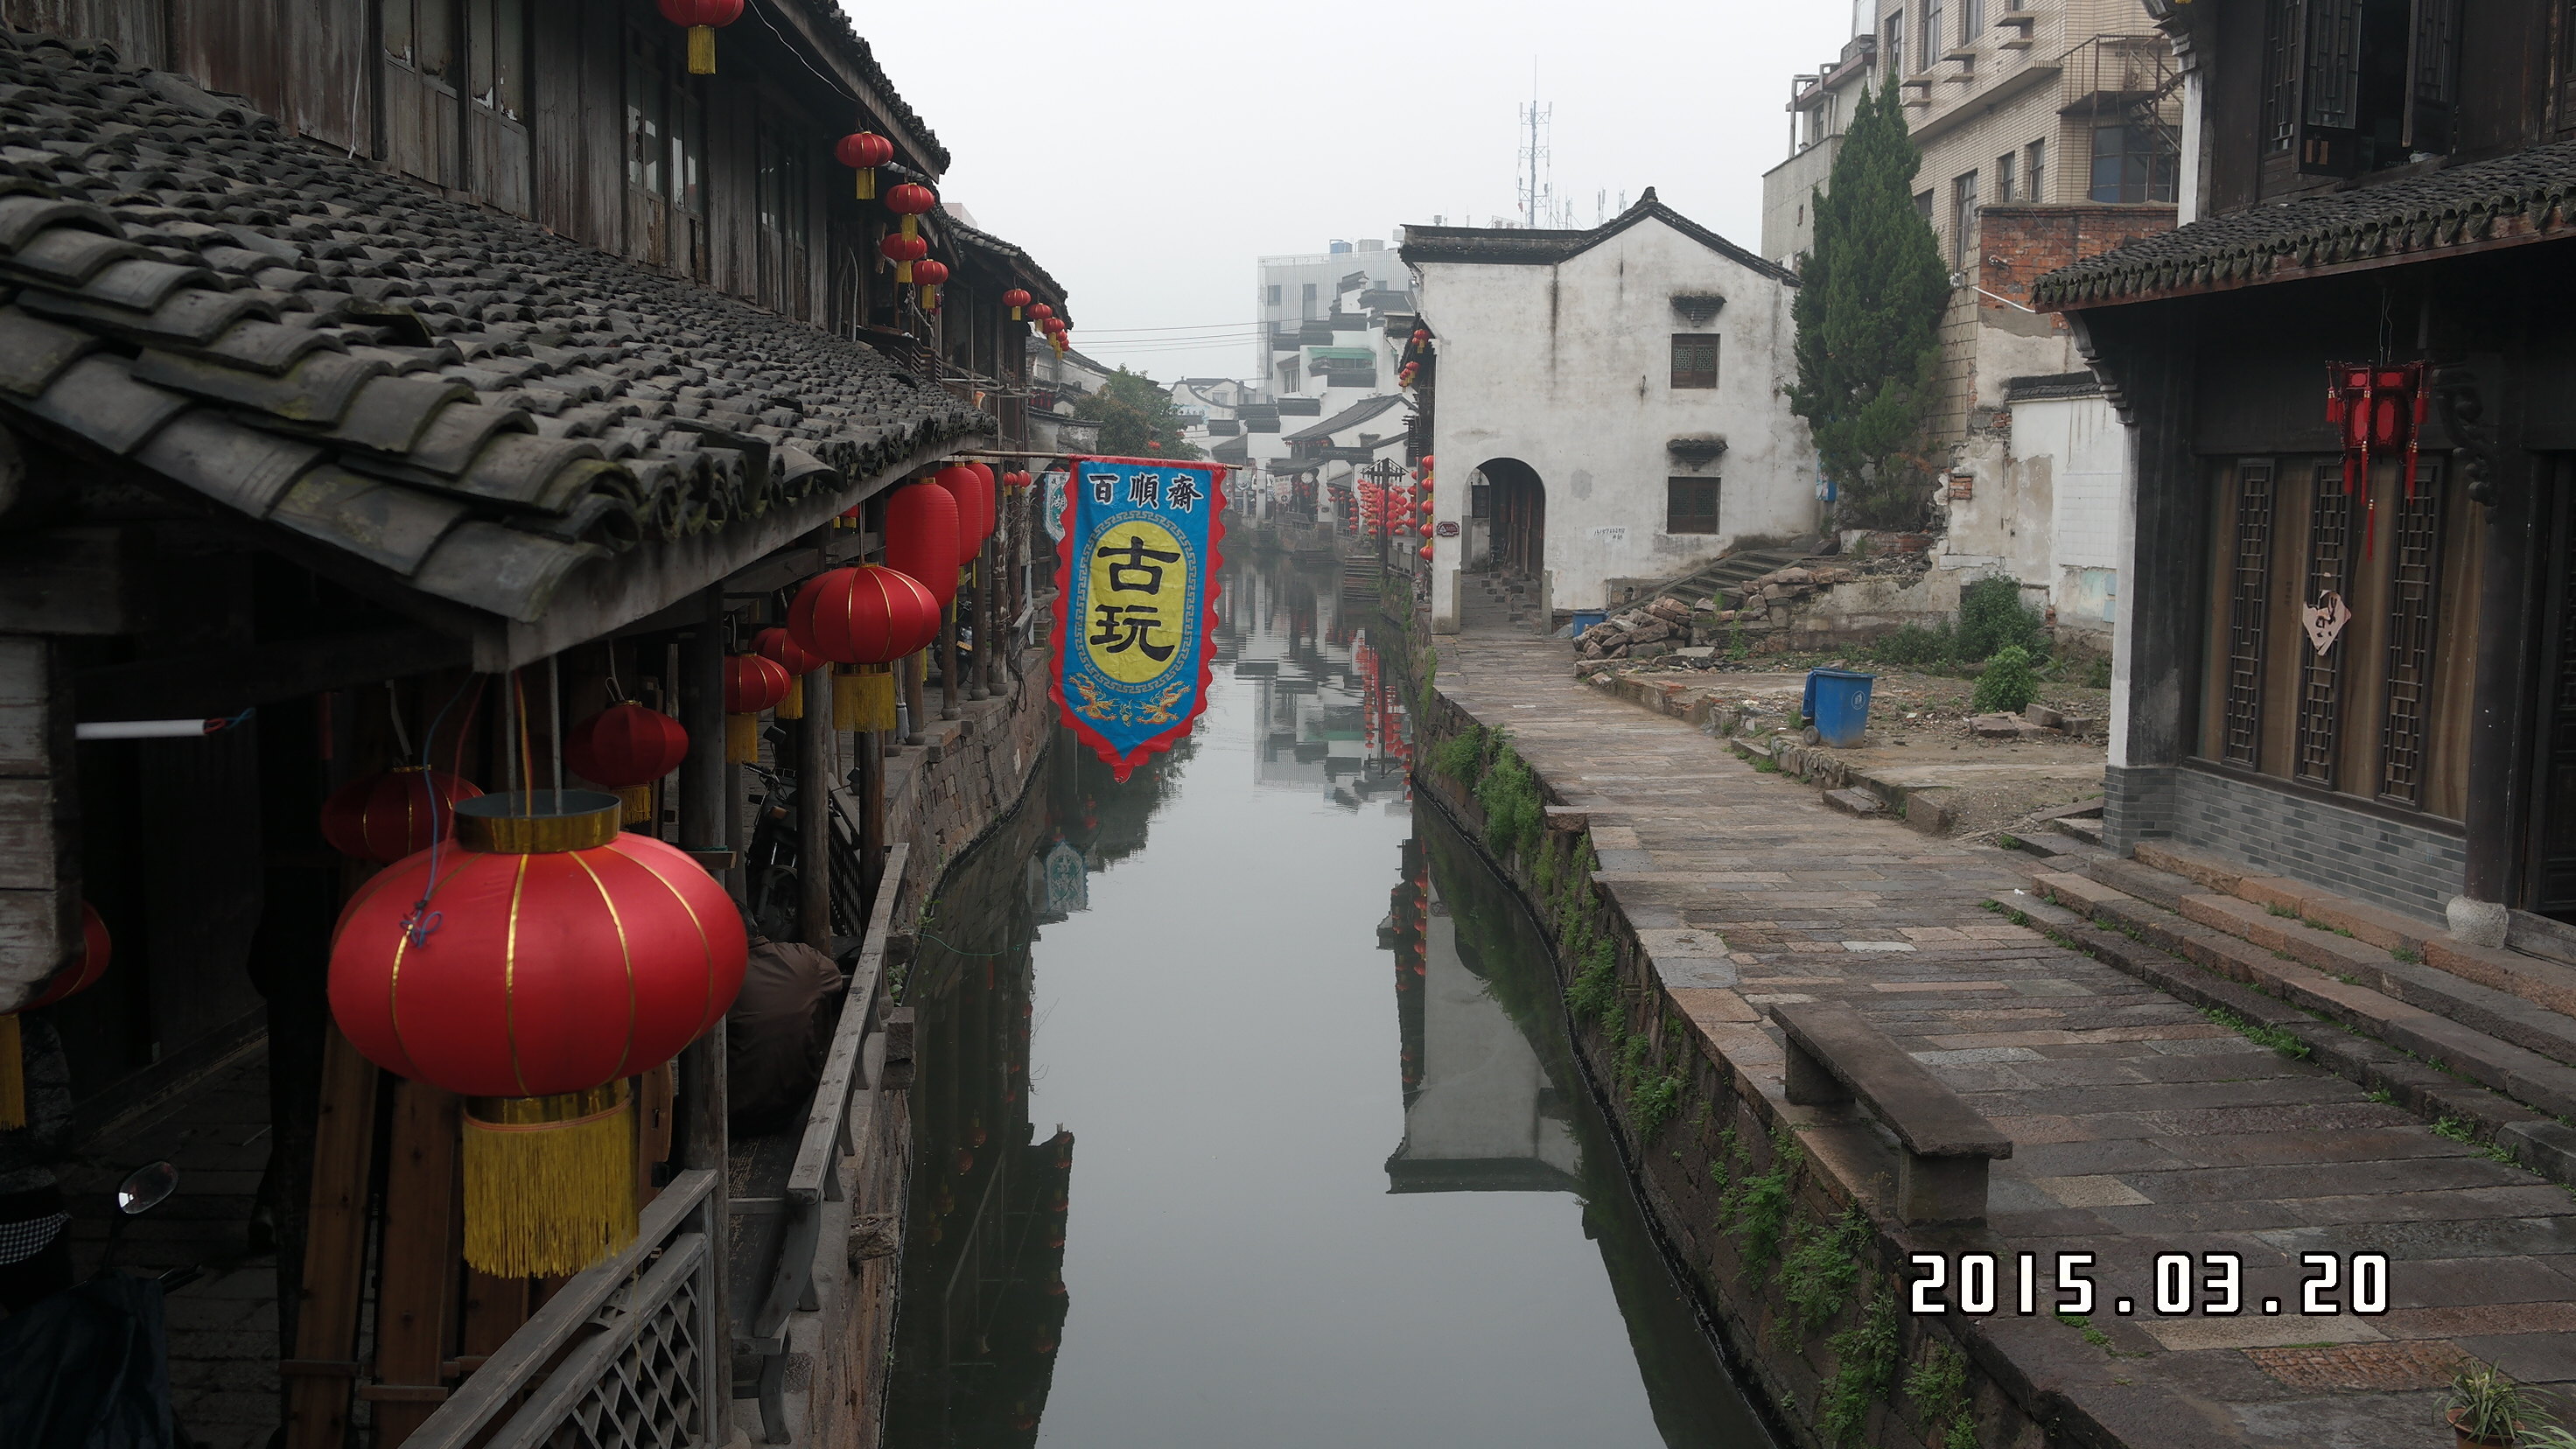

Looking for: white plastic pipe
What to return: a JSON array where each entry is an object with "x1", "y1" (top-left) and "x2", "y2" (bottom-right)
[{"x1": 76, "y1": 719, "x2": 223, "y2": 740}]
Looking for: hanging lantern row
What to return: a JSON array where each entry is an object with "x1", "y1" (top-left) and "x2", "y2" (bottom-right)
[
  {"x1": 836, "y1": 130, "x2": 894, "y2": 199},
  {"x1": 914, "y1": 257, "x2": 949, "y2": 312},
  {"x1": 1002, "y1": 288, "x2": 1031, "y2": 320},
  {"x1": 657, "y1": 0, "x2": 742, "y2": 75},
  {"x1": 879, "y1": 231, "x2": 928, "y2": 284}
]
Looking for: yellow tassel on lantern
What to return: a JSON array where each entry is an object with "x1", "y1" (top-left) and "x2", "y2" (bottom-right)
[
  {"x1": 900, "y1": 214, "x2": 918, "y2": 241},
  {"x1": 920, "y1": 284, "x2": 938, "y2": 312},
  {"x1": 1011, "y1": 304, "x2": 1024, "y2": 320},
  {"x1": 897, "y1": 261, "x2": 914, "y2": 284},
  {"x1": 612, "y1": 783, "x2": 655, "y2": 826},
  {"x1": 0, "y1": 1014, "x2": 23, "y2": 1130},
  {"x1": 834, "y1": 664, "x2": 898, "y2": 732},
  {"x1": 726, "y1": 713, "x2": 759, "y2": 763},
  {"x1": 855, "y1": 169, "x2": 877, "y2": 200},
  {"x1": 686, "y1": 24, "x2": 716, "y2": 74},
  {"x1": 775, "y1": 676, "x2": 804, "y2": 721},
  {"x1": 461, "y1": 1083, "x2": 638, "y2": 1278}
]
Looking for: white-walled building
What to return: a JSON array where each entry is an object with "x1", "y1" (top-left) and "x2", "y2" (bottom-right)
[{"x1": 1404, "y1": 192, "x2": 1819, "y2": 634}]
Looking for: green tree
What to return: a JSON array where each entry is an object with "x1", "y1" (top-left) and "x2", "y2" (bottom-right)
[
  {"x1": 1074, "y1": 368, "x2": 1204, "y2": 458},
  {"x1": 1789, "y1": 78, "x2": 1950, "y2": 529}
]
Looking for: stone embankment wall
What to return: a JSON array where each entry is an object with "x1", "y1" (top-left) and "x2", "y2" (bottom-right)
[
  {"x1": 794, "y1": 646, "x2": 1059, "y2": 1449},
  {"x1": 1410, "y1": 687, "x2": 2050, "y2": 1449}
]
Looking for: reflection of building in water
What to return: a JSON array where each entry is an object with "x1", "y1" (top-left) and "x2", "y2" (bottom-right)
[
  {"x1": 1383, "y1": 837, "x2": 1579, "y2": 1194},
  {"x1": 1214, "y1": 555, "x2": 1411, "y2": 803}
]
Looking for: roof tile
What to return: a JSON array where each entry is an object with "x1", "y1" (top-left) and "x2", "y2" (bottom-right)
[
  {"x1": 24, "y1": 354, "x2": 185, "y2": 452},
  {"x1": 0, "y1": 303, "x2": 98, "y2": 395},
  {"x1": 132, "y1": 408, "x2": 326, "y2": 515},
  {"x1": 132, "y1": 346, "x2": 384, "y2": 422},
  {"x1": 270, "y1": 464, "x2": 466, "y2": 573}
]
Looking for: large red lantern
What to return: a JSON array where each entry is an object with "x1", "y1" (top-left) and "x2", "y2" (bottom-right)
[
  {"x1": 886, "y1": 182, "x2": 938, "y2": 247},
  {"x1": 321, "y1": 767, "x2": 485, "y2": 864},
  {"x1": 1, "y1": 901, "x2": 110, "y2": 1128},
  {"x1": 789, "y1": 564, "x2": 941, "y2": 664},
  {"x1": 753, "y1": 626, "x2": 827, "y2": 722},
  {"x1": 1001, "y1": 288, "x2": 1032, "y2": 320},
  {"x1": 836, "y1": 130, "x2": 893, "y2": 199},
  {"x1": 563, "y1": 702, "x2": 689, "y2": 825},
  {"x1": 329, "y1": 792, "x2": 747, "y2": 1275},
  {"x1": 914, "y1": 256, "x2": 949, "y2": 312},
  {"x1": 656, "y1": 0, "x2": 741, "y2": 74},
  {"x1": 934, "y1": 464, "x2": 990, "y2": 566},
  {"x1": 886, "y1": 480, "x2": 962, "y2": 608}
]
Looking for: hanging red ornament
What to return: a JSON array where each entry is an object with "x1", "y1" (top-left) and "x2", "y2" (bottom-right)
[
  {"x1": 754, "y1": 626, "x2": 827, "y2": 724},
  {"x1": 966, "y1": 463, "x2": 998, "y2": 542},
  {"x1": 1026, "y1": 302, "x2": 1054, "y2": 323},
  {"x1": 724, "y1": 653, "x2": 791, "y2": 762},
  {"x1": 330, "y1": 791, "x2": 746, "y2": 1276},
  {"x1": 879, "y1": 231, "x2": 928, "y2": 284},
  {"x1": 321, "y1": 767, "x2": 485, "y2": 864},
  {"x1": 914, "y1": 256, "x2": 949, "y2": 312},
  {"x1": 836, "y1": 130, "x2": 893, "y2": 199},
  {"x1": 1001, "y1": 288, "x2": 1032, "y2": 320},
  {"x1": 934, "y1": 463, "x2": 990, "y2": 565},
  {"x1": 789, "y1": 564, "x2": 942, "y2": 664},
  {"x1": 656, "y1": 0, "x2": 742, "y2": 74},
  {"x1": 1419, "y1": 541, "x2": 1435, "y2": 560},
  {"x1": 886, "y1": 480, "x2": 962, "y2": 608},
  {"x1": 886, "y1": 181, "x2": 938, "y2": 248},
  {"x1": 562, "y1": 702, "x2": 689, "y2": 824}
]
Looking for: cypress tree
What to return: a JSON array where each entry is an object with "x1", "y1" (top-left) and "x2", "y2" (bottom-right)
[{"x1": 1788, "y1": 78, "x2": 1950, "y2": 528}]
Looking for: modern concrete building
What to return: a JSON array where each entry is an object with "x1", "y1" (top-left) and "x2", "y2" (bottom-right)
[{"x1": 1404, "y1": 192, "x2": 1820, "y2": 634}]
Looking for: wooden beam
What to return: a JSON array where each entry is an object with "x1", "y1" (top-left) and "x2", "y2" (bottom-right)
[
  {"x1": 74, "y1": 627, "x2": 469, "y2": 721},
  {"x1": 369, "y1": 1082, "x2": 463, "y2": 1449},
  {"x1": 286, "y1": 1029, "x2": 382, "y2": 1449}
]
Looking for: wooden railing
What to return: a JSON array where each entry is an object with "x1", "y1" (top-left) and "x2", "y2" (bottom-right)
[
  {"x1": 735, "y1": 840, "x2": 910, "y2": 1444},
  {"x1": 405, "y1": 1170, "x2": 724, "y2": 1449}
]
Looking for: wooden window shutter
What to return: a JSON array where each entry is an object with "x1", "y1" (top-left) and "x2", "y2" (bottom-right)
[
  {"x1": 2223, "y1": 459, "x2": 2278, "y2": 768},
  {"x1": 2404, "y1": 0, "x2": 2463, "y2": 154},
  {"x1": 2296, "y1": 0, "x2": 2365, "y2": 176}
]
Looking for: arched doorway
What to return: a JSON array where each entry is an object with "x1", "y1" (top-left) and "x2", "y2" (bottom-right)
[{"x1": 1477, "y1": 458, "x2": 1545, "y2": 578}]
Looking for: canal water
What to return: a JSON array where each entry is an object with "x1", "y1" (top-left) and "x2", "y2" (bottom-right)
[{"x1": 886, "y1": 555, "x2": 1768, "y2": 1448}]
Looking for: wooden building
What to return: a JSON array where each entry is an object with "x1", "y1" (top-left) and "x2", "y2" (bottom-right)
[
  {"x1": 0, "y1": 3, "x2": 1069, "y2": 1446},
  {"x1": 2038, "y1": 0, "x2": 2576, "y2": 933}
]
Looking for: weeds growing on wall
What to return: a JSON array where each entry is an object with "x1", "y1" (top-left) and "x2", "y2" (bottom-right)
[
  {"x1": 1432, "y1": 724, "x2": 1488, "y2": 789},
  {"x1": 1904, "y1": 1340, "x2": 1980, "y2": 1449},
  {"x1": 1819, "y1": 1280, "x2": 1905, "y2": 1446},
  {"x1": 1718, "y1": 1129, "x2": 1805, "y2": 1280},
  {"x1": 1778, "y1": 1200, "x2": 1874, "y2": 1340},
  {"x1": 1476, "y1": 742, "x2": 1544, "y2": 864}
]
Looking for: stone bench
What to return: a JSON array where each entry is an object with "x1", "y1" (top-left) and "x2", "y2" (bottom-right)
[{"x1": 1772, "y1": 1001, "x2": 2014, "y2": 1224}]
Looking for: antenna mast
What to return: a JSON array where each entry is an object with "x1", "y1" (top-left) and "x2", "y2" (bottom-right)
[{"x1": 1517, "y1": 62, "x2": 1554, "y2": 228}]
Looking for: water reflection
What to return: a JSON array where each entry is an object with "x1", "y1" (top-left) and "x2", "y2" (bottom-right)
[{"x1": 887, "y1": 553, "x2": 1765, "y2": 1449}]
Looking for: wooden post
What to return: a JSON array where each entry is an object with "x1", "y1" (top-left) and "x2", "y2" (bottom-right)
[
  {"x1": 364, "y1": 1082, "x2": 463, "y2": 1448},
  {"x1": 975, "y1": 536, "x2": 998, "y2": 699},
  {"x1": 858, "y1": 719, "x2": 886, "y2": 907},
  {"x1": 677, "y1": 589, "x2": 731, "y2": 890},
  {"x1": 283, "y1": 1027, "x2": 382, "y2": 1449},
  {"x1": 674, "y1": 1027, "x2": 731, "y2": 1445},
  {"x1": 903, "y1": 649, "x2": 928, "y2": 746},
  {"x1": 797, "y1": 665, "x2": 830, "y2": 945},
  {"x1": 939, "y1": 599, "x2": 961, "y2": 721}
]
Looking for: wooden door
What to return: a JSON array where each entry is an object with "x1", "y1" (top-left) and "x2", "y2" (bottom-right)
[{"x1": 2531, "y1": 458, "x2": 2576, "y2": 920}]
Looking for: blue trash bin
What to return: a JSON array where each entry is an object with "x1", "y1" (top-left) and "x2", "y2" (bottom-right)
[
  {"x1": 1802, "y1": 668, "x2": 1878, "y2": 748},
  {"x1": 1569, "y1": 609, "x2": 1606, "y2": 637}
]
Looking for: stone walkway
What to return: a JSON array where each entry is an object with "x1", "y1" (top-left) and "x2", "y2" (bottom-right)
[{"x1": 1436, "y1": 633, "x2": 2576, "y2": 1449}]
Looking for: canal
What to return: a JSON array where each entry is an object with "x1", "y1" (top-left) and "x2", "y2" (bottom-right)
[{"x1": 886, "y1": 555, "x2": 1769, "y2": 1448}]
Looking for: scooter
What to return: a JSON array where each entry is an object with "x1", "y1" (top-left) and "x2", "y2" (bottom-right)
[{"x1": 0, "y1": 1161, "x2": 200, "y2": 1449}]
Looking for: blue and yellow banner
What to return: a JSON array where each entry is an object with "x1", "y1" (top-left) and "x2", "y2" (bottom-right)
[{"x1": 1051, "y1": 456, "x2": 1228, "y2": 781}]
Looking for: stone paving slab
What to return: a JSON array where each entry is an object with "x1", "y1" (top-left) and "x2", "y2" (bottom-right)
[{"x1": 1435, "y1": 634, "x2": 2576, "y2": 1449}]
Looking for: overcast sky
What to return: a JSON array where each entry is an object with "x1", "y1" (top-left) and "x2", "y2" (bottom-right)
[{"x1": 848, "y1": 1, "x2": 1858, "y2": 386}]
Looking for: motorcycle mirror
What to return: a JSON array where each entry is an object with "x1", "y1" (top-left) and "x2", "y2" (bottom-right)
[{"x1": 116, "y1": 1160, "x2": 179, "y2": 1214}]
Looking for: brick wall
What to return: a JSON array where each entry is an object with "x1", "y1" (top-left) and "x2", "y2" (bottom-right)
[
  {"x1": 2111, "y1": 763, "x2": 2469, "y2": 923},
  {"x1": 1978, "y1": 203, "x2": 2176, "y2": 311}
]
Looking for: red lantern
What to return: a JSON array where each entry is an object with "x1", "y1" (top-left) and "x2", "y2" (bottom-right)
[
  {"x1": 656, "y1": 0, "x2": 741, "y2": 74},
  {"x1": 965, "y1": 462, "x2": 998, "y2": 542},
  {"x1": 563, "y1": 703, "x2": 690, "y2": 788},
  {"x1": 836, "y1": 130, "x2": 893, "y2": 199},
  {"x1": 886, "y1": 181, "x2": 937, "y2": 246},
  {"x1": 879, "y1": 231, "x2": 928, "y2": 284},
  {"x1": 1042, "y1": 317, "x2": 1068, "y2": 335},
  {"x1": 1026, "y1": 303, "x2": 1054, "y2": 323},
  {"x1": 753, "y1": 626, "x2": 826, "y2": 678},
  {"x1": 914, "y1": 256, "x2": 949, "y2": 312},
  {"x1": 886, "y1": 480, "x2": 962, "y2": 608},
  {"x1": 788, "y1": 564, "x2": 941, "y2": 664},
  {"x1": 329, "y1": 792, "x2": 747, "y2": 1275},
  {"x1": 724, "y1": 654, "x2": 791, "y2": 715},
  {"x1": 1001, "y1": 288, "x2": 1032, "y2": 320},
  {"x1": 22, "y1": 902, "x2": 109, "y2": 1014},
  {"x1": 321, "y1": 767, "x2": 485, "y2": 864},
  {"x1": 934, "y1": 464, "x2": 989, "y2": 565}
]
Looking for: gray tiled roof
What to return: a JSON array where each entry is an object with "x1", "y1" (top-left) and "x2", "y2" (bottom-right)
[
  {"x1": 1401, "y1": 187, "x2": 1796, "y2": 284},
  {"x1": 1282, "y1": 392, "x2": 1403, "y2": 444},
  {"x1": 0, "y1": 28, "x2": 990, "y2": 626},
  {"x1": 2036, "y1": 140, "x2": 2576, "y2": 309}
]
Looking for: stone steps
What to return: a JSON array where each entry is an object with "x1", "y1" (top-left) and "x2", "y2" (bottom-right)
[{"x1": 2001, "y1": 844, "x2": 2576, "y2": 1179}]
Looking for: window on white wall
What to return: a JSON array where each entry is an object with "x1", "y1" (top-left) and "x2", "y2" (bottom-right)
[
  {"x1": 1670, "y1": 335, "x2": 1720, "y2": 389},
  {"x1": 1667, "y1": 479, "x2": 1721, "y2": 535}
]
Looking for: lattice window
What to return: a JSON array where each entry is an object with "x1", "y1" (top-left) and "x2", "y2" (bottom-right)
[
  {"x1": 2224, "y1": 460, "x2": 2278, "y2": 767},
  {"x1": 2293, "y1": 464, "x2": 2352, "y2": 787},
  {"x1": 2378, "y1": 460, "x2": 2446, "y2": 808}
]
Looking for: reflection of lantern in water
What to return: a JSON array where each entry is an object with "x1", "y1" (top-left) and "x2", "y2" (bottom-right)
[{"x1": 954, "y1": 1148, "x2": 976, "y2": 1175}]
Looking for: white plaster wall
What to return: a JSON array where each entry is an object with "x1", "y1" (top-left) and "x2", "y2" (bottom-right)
[
  {"x1": 1417, "y1": 215, "x2": 1819, "y2": 626},
  {"x1": 1941, "y1": 391, "x2": 2125, "y2": 638}
]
